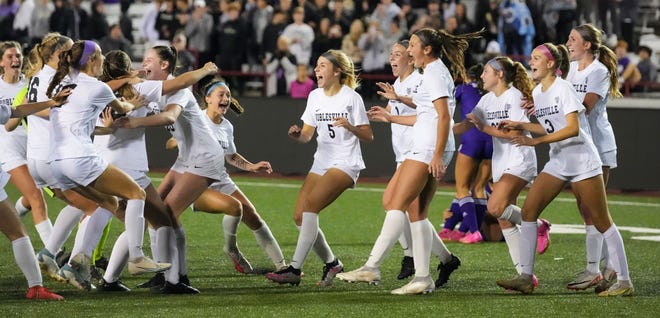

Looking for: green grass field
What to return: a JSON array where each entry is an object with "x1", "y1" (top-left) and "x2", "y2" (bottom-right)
[{"x1": 1, "y1": 174, "x2": 659, "y2": 317}]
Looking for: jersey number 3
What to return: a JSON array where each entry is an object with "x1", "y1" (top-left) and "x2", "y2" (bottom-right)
[{"x1": 544, "y1": 119, "x2": 555, "y2": 133}]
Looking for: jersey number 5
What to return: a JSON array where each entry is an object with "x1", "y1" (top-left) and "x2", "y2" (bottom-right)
[{"x1": 327, "y1": 124, "x2": 336, "y2": 138}]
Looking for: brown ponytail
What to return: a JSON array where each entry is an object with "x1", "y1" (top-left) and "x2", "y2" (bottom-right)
[
  {"x1": 24, "y1": 33, "x2": 72, "y2": 79},
  {"x1": 413, "y1": 28, "x2": 483, "y2": 81},
  {"x1": 47, "y1": 40, "x2": 96, "y2": 97},
  {"x1": 101, "y1": 50, "x2": 138, "y2": 99},
  {"x1": 597, "y1": 45, "x2": 622, "y2": 98}
]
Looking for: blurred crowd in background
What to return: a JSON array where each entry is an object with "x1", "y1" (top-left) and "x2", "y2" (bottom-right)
[{"x1": 1, "y1": 0, "x2": 658, "y2": 97}]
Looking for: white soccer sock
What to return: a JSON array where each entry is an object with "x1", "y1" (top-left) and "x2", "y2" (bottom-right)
[
  {"x1": 149, "y1": 227, "x2": 160, "y2": 262},
  {"x1": 155, "y1": 227, "x2": 171, "y2": 266},
  {"x1": 602, "y1": 224, "x2": 631, "y2": 281},
  {"x1": 411, "y1": 219, "x2": 432, "y2": 277},
  {"x1": 499, "y1": 204, "x2": 522, "y2": 225},
  {"x1": 69, "y1": 216, "x2": 90, "y2": 260},
  {"x1": 222, "y1": 215, "x2": 241, "y2": 251},
  {"x1": 290, "y1": 212, "x2": 319, "y2": 270},
  {"x1": 103, "y1": 231, "x2": 128, "y2": 283},
  {"x1": 35, "y1": 219, "x2": 53, "y2": 247},
  {"x1": 602, "y1": 239, "x2": 614, "y2": 271},
  {"x1": 125, "y1": 199, "x2": 146, "y2": 259},
  {"x1": 365, "y1": 210, "x2": 406, "y2": 269},
  {"x1": 46, "y1": 205, "x2": 84, "y2": 255},
  {"x1": 585, "y1": 225, "x2": 603, "y2": 274},
  {"x1": 313, "y1": 228, "x2": 335, "y2": 264},
  {"x1": 427, "y1": 219, "x2": 452, "y2": 263},
  {"x1": 519, "y1": 221, "x2": 537, "y2": 276},
  {"x1": 156, "y1": 226, "x2": 178, "y2": 284},
  {"x1": 78, "y1": 207, "x2": 113, "y2": 258},
  {"x1": 253, "y1": 223, "x2": 286, "y2": 268},
  {"x1": 174, "y1": 227, "x2": 187, "y2": 275},
  {"x1": 13, "y1": 236, "x2": 41, "y2": 288},
  {"x1": 400, "y1": 211, "x2": 413, "y2": 258},
  {"x1": 502, "y1": 226, "x2": 522, "y2": 273},
  {"x1": 15, "y1": 197, "x2": 30, "y2": 215},
  {"x1": 166, "y1": 227, "x2": 181, "y2": 284}
]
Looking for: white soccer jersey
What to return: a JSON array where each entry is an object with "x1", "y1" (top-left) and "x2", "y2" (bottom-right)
[
  {"x1": 0, "y1": 100, "x2": 10, "y2": 186},
  {"x1": 0, "y1": 101, "x2": 11, "y2": 124},
  {"x1": 205, "y1": 115, "x2": 236, "y2": 187},
  {"x1": 410, "y1": 59, "x2": 456, "y2": 153},
  {"x1": 157, "y1": 86, "x2": 223, "y2": 166},
  {"x1": 390, "y1": 70, "x2": 421, "y2": 163},
  {"x1": 204, "y1": 115, "x2": 237, "y2": 156},
  {"x1": 474, "y1": 87, "x2": 536, "y2": 181},
  {"x1": 301, "y1": 85, "x2": 369, "y2": 170},
  {"x1": 566, "y1": 60, "x2": 616, "y2": 155},
  {"x1": 94, "y1": 80, "x2": 163, "y2": 172},
  {"x1": 0, "y1": 77, "x2": 28, "y2": 157},
  {"x1": 26, "y1": 65, "x2": 72, "y2": 160},
  {"x1": 49, "y1": 73, "x2": 116, "y2": 161},
  {"x1": 532, "y1": 78, "x2": 601, "y2": 175}
]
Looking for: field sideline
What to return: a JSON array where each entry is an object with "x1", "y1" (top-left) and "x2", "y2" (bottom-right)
[{"x1": 0, "y1": 174, "x2": 658, "y2": 317}]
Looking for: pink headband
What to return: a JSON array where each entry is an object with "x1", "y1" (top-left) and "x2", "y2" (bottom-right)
[
  {"x1": 535, "y1": 44, "x2": 562, "y2": 77},
  {"x1": 78, "y1": 40, "x2": 96, "y2": 67}
]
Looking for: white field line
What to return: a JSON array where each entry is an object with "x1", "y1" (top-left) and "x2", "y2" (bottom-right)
[{"x1": 151, "y1": 178, "x2": 660, "y2": 209}]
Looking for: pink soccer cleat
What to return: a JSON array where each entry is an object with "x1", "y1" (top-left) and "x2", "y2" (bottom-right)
[
  {"x1": 458, "y1": 231, "x2": 483, "y2": 244},
  {"x1": 537, "y1": 219, "x2": 551, "y2": 254}
]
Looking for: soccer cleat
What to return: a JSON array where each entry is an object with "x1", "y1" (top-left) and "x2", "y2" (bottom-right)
[
  {"x1": 72, "y1": 253, "x2": 92, "y2": 282},
  {"x1": 97, "y1": 279, "x2": 131, "y2": 292},
  {"x1": 566, "y1": 270, "x2": 602, "y2": 290},
  {"x1": 496, "y1": 274, "x2": 535, "y2": 294},
  {"x1": 160, "y1": 281, "x2": 200, "y2": 294},
  {"x1": 597, "y1": 281, "x2": 634, "y2": 297},
  {"x1": 397, "y1": 256, "x2": 415, "y2": 280},
  {"x1": 594, "y1": 267, "x2": 617, "y2": 294},
  {"x1": 37, "y1": 249, "x2": 65, "y2": 282},
  {"x1": 448, "y1": 230, "x2": 466, "y2": 241},
  {"x1": 602, "y1": 267, "x2": 617, "y2": 282},
  {"x1": 128, "y1": 256, "x2": 171, "y2": 275},
  {"x1": 505, "y1": 274, "x2": 539, "y2": 292},
  {"x1": 25, "y1": 286, "x2": 64, "y2": 300},
  {"x1": 55, "y1": 248, "x2": 71, "y2": 268},
  {"x1": 137, "y1": 272, "x2": 165, "y2": 289},
  {"x1": 439, "y1": 229, "x2": 466, "y2": 242},
  {"x1": 458, "y1": 231, "x2": 483, "y2": 244},
  {"x1": 90, "y1": 267, "x2": 104, "y2": 287},
  {"x1": 59, "y1": 264, "x2": 91, "y2": 291},
  {"x1": 224, "y1": 247, "x2": 254, "y2": 274},
  {"x1": 438, "y1": 228, "x2": 454, "y2": 241},
  {"x1": 391, "y1": 276, "x2": 435, "y2": 295},
  {"x1": 266, "y1": 265, "x2": 302, "y2": 286},
  {"x1": 336, "y1": 266, "x2": 381, "y2": 285},
  {"x1": 94, "y1": 256, "x2": 109, "y2": 271},
  {"x1": 275, "y1": 263, "x2": 289, "y2": 272},
  {"x1": 317, "y1": 258, "x2": 343, "y2": 287},
  {"x1": 435, "y1": 254, "x2": 461, "y2": 288},
  {"x1": 536, "y1": 219, "x2": 551, "y2": 254},
  {"x1": 179, "y1": 274, "x2": 190, "y2": 286}
]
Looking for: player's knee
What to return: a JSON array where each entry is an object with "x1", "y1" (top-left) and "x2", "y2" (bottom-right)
[
  {"x1": 126, "y1": 187, "x2": 146, "y2": 201},
  {"x1": 227, "y1": 198, "x2": 243, "y2": 217},
  {"x1": 487, "y1": 201, "x2": 505, "y2": 217}
]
